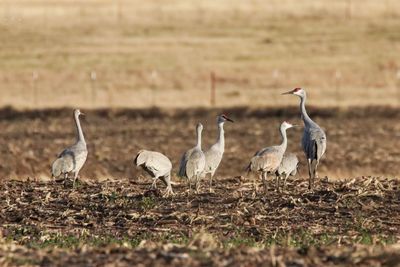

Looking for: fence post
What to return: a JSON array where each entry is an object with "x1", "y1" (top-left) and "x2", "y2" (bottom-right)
[
  {"x1": 32, "y1": 71, "x2": 39, "y2": 107},
  {"x1": 210, "y1": 71, "x2": 216, "y2": 107},
  {"x1": 117, "y1": 0, "x2": 122, "y2": 23},
  {"x1": 396, "y1": 70, "x2": 400, "y2": 105},
  {"x1": 150, "y1": 70, "x2": 158, "y2": 107},
  {"x1": 335, "y1": 70, "x2": 342, "y2": 104},
  {"x1": 90, "y1": 71, "x2": 97, "y2": 108},
  {"x1": 346, "y1": 0, "x2": 352, "y2": 19}
]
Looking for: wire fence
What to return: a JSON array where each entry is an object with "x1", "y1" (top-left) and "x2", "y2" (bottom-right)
[{"x1": 0, "y1": 68, "x2": 398, "y2": 109}]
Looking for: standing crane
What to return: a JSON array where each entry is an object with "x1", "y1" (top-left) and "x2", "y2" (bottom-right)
[
  {"x1": 51, "y1": 109, "x2": 88, "y2": 187},
  {"x1": 202, "y1": 114, "x2": 234, "y2": 191},
  {"x1": 246, "y1": 121, "x2": 295, "y2": 193},
  {"x1": 134, "y1": 150, "x2": 174, "y2": 197},
  {"x1": 282, "y1": 88, "x2": 327, "y2": 190},
  {"x1": 275, "y1": 152, "x2": 299, "y2": 189},
  {"x1": 178, "y1": 123, "x2": 206, "y2": 192}
]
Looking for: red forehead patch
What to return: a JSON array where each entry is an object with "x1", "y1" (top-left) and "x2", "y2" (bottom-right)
[{"x1": 294, "y1": 87, "x2": 301, "y2": 91}]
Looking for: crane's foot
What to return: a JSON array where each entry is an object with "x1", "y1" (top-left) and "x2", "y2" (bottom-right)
[
  {"x1": 163, "y1": 187, "x2": 174, "y2": 197},
  {"x1": 151, "y1": 179, "x2": 158, "y2": 189}
]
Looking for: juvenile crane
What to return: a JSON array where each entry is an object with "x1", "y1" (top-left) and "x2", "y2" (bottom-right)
[
  {"x1": 275, "y1": 152, "x2": 299, "y2": 189},
  {"x1": 178, "y1": 123, "x2": 206, "y2": 192},
  {"x1": 246, "y1": 121, "x2": 295, "y2": 193},
  {"x1": 202, "y1": 114, "x2": 234, "y2": 191},
  {"x1": 282, "y1": 88, "x2": 327, "y2": 190},
  {"x1": 134, "y1": 150, "x2": 173, "y2": 197},
  {"x1": 51, "y1": 109, "x2": 88, "y2": 186}
]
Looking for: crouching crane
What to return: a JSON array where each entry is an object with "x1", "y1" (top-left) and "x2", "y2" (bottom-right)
[{"x1": 134, "y1": 150, "x2": 174, "y2": 197}]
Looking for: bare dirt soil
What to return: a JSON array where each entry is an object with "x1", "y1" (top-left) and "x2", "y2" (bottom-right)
[{"x1": 0, "y1": 106, "x2": 399, "y2": 180}]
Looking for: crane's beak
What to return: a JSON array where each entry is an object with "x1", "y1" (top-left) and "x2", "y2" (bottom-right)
[
  {"x1": 281, "y1": 90, "x2": 294, "y2": 95},
  {"x1": 292, "y1": 124, "x2": 299, "y2": 127},
  {"x1": 80, "y1": 112, "x2": 86, "y2": 116},
  {"x1": 226, "y1": 117, "x2": 234, "y2": 123}
]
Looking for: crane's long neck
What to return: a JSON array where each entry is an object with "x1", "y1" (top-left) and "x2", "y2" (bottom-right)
[
  {"x1": 196, "y1": 127, "x2": 202, "y2": 149},
  {"x1": 300, "y1": 94, "x2": 314, "y2": 126},
  {"x1": 215, "y1": 122, "x2": 225, "y2": 152},
  {"x1": 279, "y1": 126, "x2": 288, "y2": 151},
  {"x1": 75, "y1": 114, "x2": 86, "y2": 144}
]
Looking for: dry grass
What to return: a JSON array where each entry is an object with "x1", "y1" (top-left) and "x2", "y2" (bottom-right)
[{"x1": 0, "y1": 0, "x2": 400, "y2": 108}]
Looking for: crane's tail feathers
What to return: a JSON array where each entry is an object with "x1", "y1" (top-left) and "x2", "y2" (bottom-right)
[{"x1": 244, "y1": 162, "x2": 252, "y2": 174}]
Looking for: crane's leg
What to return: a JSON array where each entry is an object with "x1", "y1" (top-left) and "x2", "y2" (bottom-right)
[
  {"x1": 262, "y1": 172, "x2": 268, "y2": 193},
  {"x1": 195, "y1": 174, "x2": 200, "y2": 193},
  {"x1": 307, "y1": 159, "x2": 313, "y2": 190},
  {"x1": 73, "y1": 172, "x2": 79, "y2": 188},
  {"x1": 63, "y1": 173, "x2": 68, "y2": 185},
  {"x1": 275, "y1": 174, "x2": 281, "y2": 193},
  {"x1": 313, "y1": 160, "x2": 320, "y2": 179},
  {"x1": 209, "y1": 173, "x2": 215, "y2": 193},
  {"x1": 151, "y1": 178, "x2": 158, "y2": 189},
  {"x1": 163, "y1": 174, "x2": 174, "y2": 197},
  {"x1": 283, "y1": 174, "x2": 289, "y2": 189},
  {"x1": 188, "y1": 178, "x2": 192, "y2": 192}
]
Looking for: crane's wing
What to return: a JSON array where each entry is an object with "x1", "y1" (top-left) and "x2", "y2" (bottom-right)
[
  {"x1": 302, "y1": 127, "x2": 326, "y2": 161},
  {"x1": 51, "y1": 150, "x2": 74, "y2": 177},
  {"x1": 135, "y1": 150, "x2": 172, "y2": 177},
  {"x1": 203, "y1": 148, "x2": 222, "y2": 174},
  {"x1": 185, "y1": 149, "x2": 205, "y2": 179},
  {"x1": 249, "y1": 150, "x2": 281, "y2": 173},
  {"x1": 277, "y1": 153, "x2": 299, "y2": 175},
  {"x1": 247, "y1": 146, "x2": 278, "y2": 172},
  {"x1": 178, "y1": 148, "x2": 193, "y2": 178}
]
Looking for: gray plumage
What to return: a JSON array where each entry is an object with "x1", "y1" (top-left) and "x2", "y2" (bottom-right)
[
  {"x1": 247, "y1": 121, "x2": 294, "y2": 192},
  {"x1": 202, "y1": 114, "x2": 234, "y2": 190},
  {"x1": 283, "y1": 88, "x2": 327, "y2": 189},
  {"x1": 51, "y1": 109, "x2": 88, "y2": 186},
  {"x1": 134, "y1": 150, "x2": 173, "y2": 196},
  {"x1": 178, "y1": 123, "x2": 206, "y2": 192},
  {"x1": 275, "y1": 152, "x2": 299, "y2": 187}
]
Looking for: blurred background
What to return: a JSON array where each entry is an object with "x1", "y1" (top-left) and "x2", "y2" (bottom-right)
[{"x1": 1, "y1": 0, "x2": 400, "y2": 109}]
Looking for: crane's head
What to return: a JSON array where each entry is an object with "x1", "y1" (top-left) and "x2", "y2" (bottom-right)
[
  {"x1": 196, "y1": 122, "x2": 203, "y2": 132},
  {"x1": 281, "y1": 121, "x2": 297, "y2": 130},
  {"x1": 218, "y1": 114, "x2": 234, "y2": 124},
  {"x1": 74, "y1": 109, "x2": 85, "y2": 117},
  {"x1": 282, "y1": 87, "x2": 305, "y2": 97}
]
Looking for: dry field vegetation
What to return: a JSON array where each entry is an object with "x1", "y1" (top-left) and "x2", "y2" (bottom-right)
[
  {"x1": 1, "y1": 1, "x2": 400, "y2": 266},
  {"x1": 0, "y1": 107, "x2": 399, "y2": 266},
  {"x1": 0, "y1": 0, "x2": 400, "y2": 108}
]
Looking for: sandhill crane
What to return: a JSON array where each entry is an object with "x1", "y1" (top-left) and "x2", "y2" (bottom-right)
[
  {"x1": 51, "y1": 109, "x2": 88, "y2": 186},
  {"x1": 134, "y1": 150, "x2": 173, "y2": 197},
  {"x1": 202, "y1": 114, "x2": 234, "y2": 191},
  {"x1": 282, "y1": 88, "x2": 327, "y2": 190},
  {"x1": 178, "y1": 123, "x2": 206, "y2": 192},
  {"x1": 246, "y1": 121, "x2": 295, "y2": 193},
  {"x1": 275, "y1": 152, "x2": 299, "y2": 189}
]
